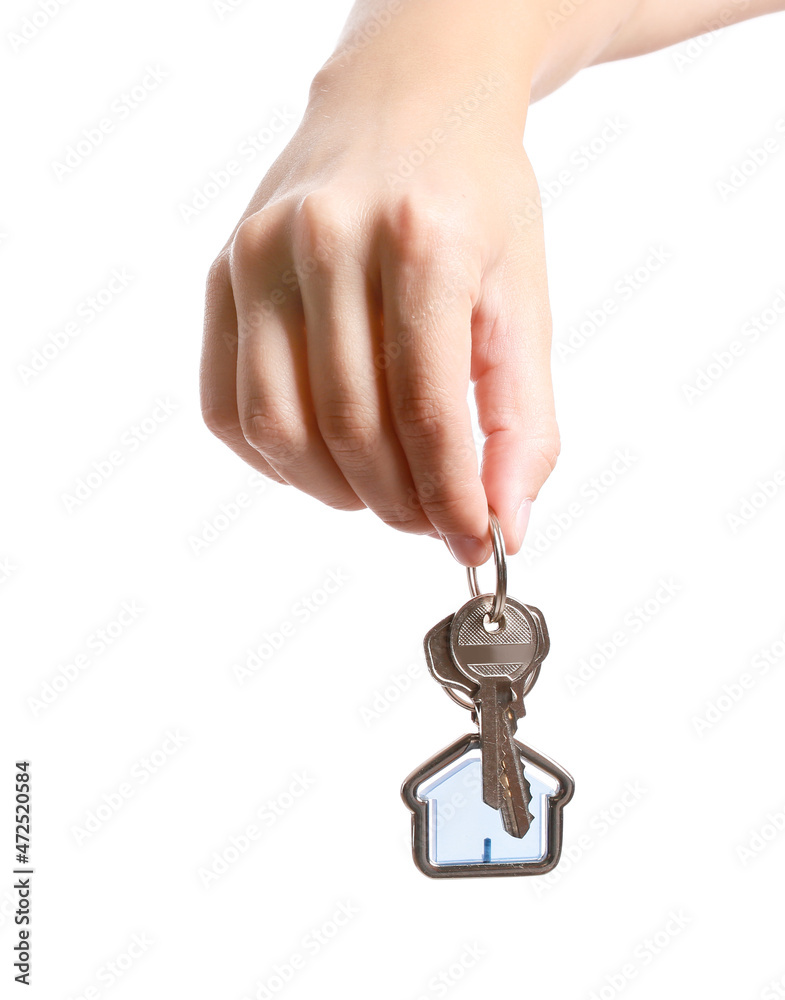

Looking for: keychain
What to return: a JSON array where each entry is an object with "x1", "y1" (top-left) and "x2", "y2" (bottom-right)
[{"x1": 401, "y1": 509, "x2": 574, "y2": 878}]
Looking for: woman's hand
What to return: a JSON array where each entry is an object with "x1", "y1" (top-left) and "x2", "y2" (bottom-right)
[
  {"x1": 200, "y1": 0, "x2": 785, "y2": 564},
  {"x1": 200, "y1": 17, "x2": 559, "y2": 567}
]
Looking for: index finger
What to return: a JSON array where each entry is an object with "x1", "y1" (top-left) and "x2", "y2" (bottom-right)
[{"x1": 379, "y1": 210, "x2": 491, "y2": 566}]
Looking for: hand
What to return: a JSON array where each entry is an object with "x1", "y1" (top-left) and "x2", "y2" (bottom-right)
[{"x1": 200, "y1": 58, "x2": 559, "y2": 566}]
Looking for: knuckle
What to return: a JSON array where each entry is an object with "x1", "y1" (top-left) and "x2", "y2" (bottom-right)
[
  {"x1": 392, "y1": 390, "x2": 452, "y2": 448},
  {"x1": 379, "y1": 503, "x2": 428, "y2": 532},
  {"x1": 388, "y1": 194, "x2": 454, "y2": 262},
  {"x1": 327, "y1": 494, "x2": 366, "y2": 513},
  {"x1": 532, "y1": 429, "x2": 561, "y2": 475},
  {"x1": 240, "y1": 399, "x2": 302, "y2": 460},
  {"x1": 417, "y1": 487, "x2": 467, "y2": 522},
  {"x1": 201, "y1": 404, "x2": 240, "y2": 441},
  {"x1": 317, "y1": 400, "x2": 380, "y2": 459},
  {"x1": 537, "y1": 427, "x2": 561, "y2": 472},
  {"x1": 231, "y1": 213, "x2": 278, "y2": 269},
  {"x1": 293, "y1": 191, "x2": 350, "y2": 262},
  {"x1": 206, "y1": 253, "x2": 229, "y2": 290},
  {"x1": 253, "y1": 466, "x2": 288, "y2": 487},
  {"x1": 407, "y1": 458, "x2": 478, "y2": 525}
]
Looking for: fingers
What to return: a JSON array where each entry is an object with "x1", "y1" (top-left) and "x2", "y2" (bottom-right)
[
  {"x1": 379, "y1": 203, "x2": 491, "y2": 566},
  {"x1": 203, "y1": 193, "x2": 554, "y2": 564},
  {"x1": 229, "y1": 214, "x2": 365, "y2": 512},
  {"x1": 295, "y1": 195, "x2": 432, "y2": 534},
  {"x1": 472, "y1": 243, "x2": 560, "y2": 556},
  {"x1": 200, "y1": 256, "x2": 287, "y2": 484}
]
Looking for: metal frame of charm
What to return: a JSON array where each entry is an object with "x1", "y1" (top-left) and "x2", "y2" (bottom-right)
[{"x1": 401, "y1": 733, "x2": 574, "y2": 879}]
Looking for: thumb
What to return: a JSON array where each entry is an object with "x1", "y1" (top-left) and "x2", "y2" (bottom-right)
[{"x1": 471, "y1": 251, "x2": 559, "y2": 555}]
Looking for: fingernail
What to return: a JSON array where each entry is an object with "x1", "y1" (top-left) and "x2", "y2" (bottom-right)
[
  {"x1": 515, "y1": 499, "x2": 533, "y2": 547},
  {"x1": 442, "y1": 534, "x2": 489, "y2": 567}
]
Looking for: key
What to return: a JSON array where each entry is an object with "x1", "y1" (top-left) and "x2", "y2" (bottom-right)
[
  {"x1": 424, "y1": 613, "x2": 477, "y2": 705},
  {"x1": 423, "y1": 600, "x2": 549, "y2": 834},
  {"x1": 510, "y1": 603, "x2": 550, "y2": 719},
  {"x1": 450, "y1": 595, "x2": 539, "y2": 837},
  {"x1": 402, "y1": 506, "x2": 574, "y2": 877},
  {"x1": 497, "y1": 604, "x2": 549, "y2": 832},
  {"x1": 425, "y1": 603, "x2": 549, "y2": 713},
  {"x1": 497, "y1": 699, "x2": 534, "y2": 838},
  {"x1": 526, "y1": 604, "x2": 550, "y2": 660}
]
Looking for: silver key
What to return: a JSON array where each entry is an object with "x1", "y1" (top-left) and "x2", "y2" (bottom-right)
[
  {"x1": 426, "y1": 611, "x2": 535, "y2": 717},
  {"x1": 509, "y1": 603, "x2": 550, "y2": 719},
  {"x1": 450, "y1": 595, "x2": 538, "y2": 837},
  {"x1": 425, "y1": 602, "x2": 548, "y2": 719},
  {"x1": 424, "y1": 613, "x2": 477, "y2": 706},
  {"x1": 497, "y1": 696, "x2": 533, "y2": 837}
]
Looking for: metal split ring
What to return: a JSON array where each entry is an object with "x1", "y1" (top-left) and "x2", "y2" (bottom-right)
[{"x1": 466, "y1": 508, "x2": 507, "y2": 624}]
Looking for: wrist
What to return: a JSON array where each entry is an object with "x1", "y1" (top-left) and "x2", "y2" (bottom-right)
[
  {"x1": 311, "y1": 0, "x2": 645, "y2": 117},
  {"x1": 309, "y1": 1, "x2": 542, "y2": 141}
]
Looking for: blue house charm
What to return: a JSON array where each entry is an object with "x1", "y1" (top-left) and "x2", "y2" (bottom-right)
[{"x1": 402, "y1": 734, "x2": 574, "y2": 878}]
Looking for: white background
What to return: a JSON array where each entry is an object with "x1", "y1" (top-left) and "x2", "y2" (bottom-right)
[{"x1": 2, "y1": 1, "x2": 785, "y2": 998}]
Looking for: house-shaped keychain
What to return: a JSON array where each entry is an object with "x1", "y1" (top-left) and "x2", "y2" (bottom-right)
[{"x1": 402, "y1": 733, "x2": 574, "y2": 878}]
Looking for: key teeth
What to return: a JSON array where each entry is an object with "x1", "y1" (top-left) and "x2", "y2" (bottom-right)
[
  {"x1": 501, "y1": 806, "x2": 534, "y2": 839},
  {"x1": 502, "y1": 809, "x2": 533, "y2": 839},
  {"x1": 499, "y1": 788, "x2": 533, "y2": 838},
  {"x1": 520, "y1": 781, "x2": 535, "y2": 831},
  {"x1": 498, "y1": 720, "x2": 534, "y2": 838}
]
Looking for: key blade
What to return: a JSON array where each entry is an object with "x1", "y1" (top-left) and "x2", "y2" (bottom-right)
[
  {"x1": 478, "y1": 692, "x2": 503, "y2": 810},
  {"x1": 498, "y1": 707, "x2": 533, "y2": 838},
  {"x1": 499, "y1": 786, "x2": 532, "y2": 839}
]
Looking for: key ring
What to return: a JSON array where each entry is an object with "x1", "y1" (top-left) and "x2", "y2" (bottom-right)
[{"x1": 466, "y1": 508, "x2": 507, "y2": 624}]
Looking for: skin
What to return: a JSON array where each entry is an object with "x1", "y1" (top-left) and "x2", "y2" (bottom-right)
[{"x1": 201, "y1": 0, "x2": 784, "y2": 566}]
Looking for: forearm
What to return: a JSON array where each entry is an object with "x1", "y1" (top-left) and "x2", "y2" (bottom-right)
[
  {"x1": 595, "y1": 0, "x2": 785, "y2": 65},
  {"x1": 529, "y1": 0, "x2": 785, "y2": 97},
  {"x1": 313, "y1": 0, "x2": 785, "y2": 118},
  {"x1": 312, "y1": 0, "x2": 640, "y2": 132}
]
